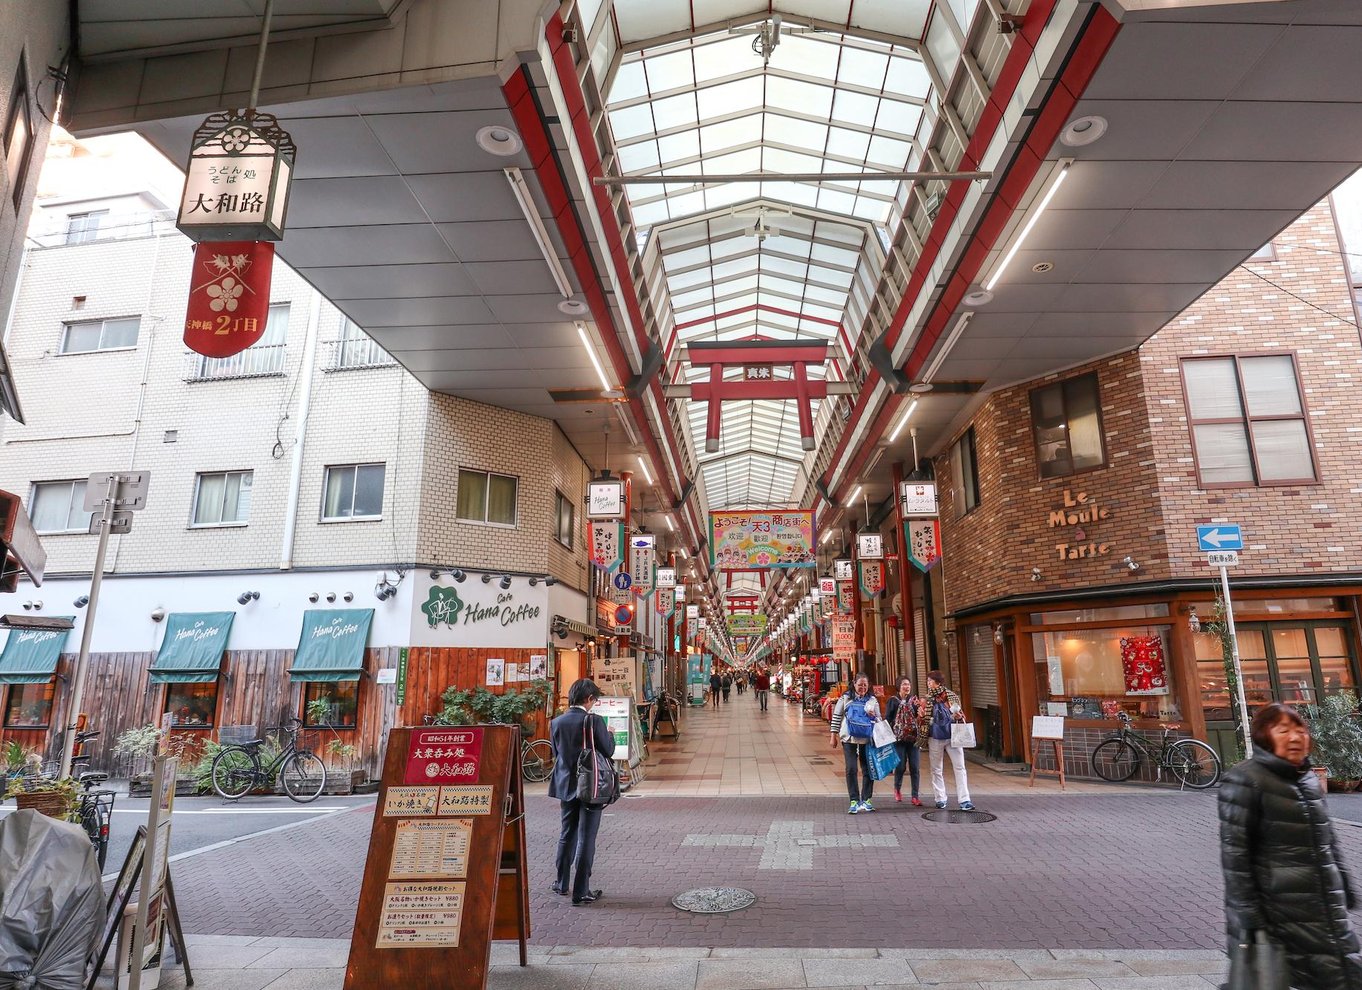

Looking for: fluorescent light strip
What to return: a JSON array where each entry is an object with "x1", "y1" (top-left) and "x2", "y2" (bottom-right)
[
  {"x1": 848, "y1": 485, "x2": 863, "y2": 505},
  {"x1": 665, "y1": 515, "x2": 675, "y2": 532},
  {"x1": 888, "y1": 397, "x2": 920, "y2": 443},
  {"x1": 576, "y1": 322, "x2": 614, "y2": 393},
  {"x1": 637, "y1": 456, "x2": 654, "y2": 485},
  {"x1": 505, "y1": 167, "x2": 574, "y2": 298},
  {"x1": 919, "y1": 312, "x2": 973, "y2": 385},
  {"x1": 983, "y1": 159, "x2": 1072, "y2": 292}
]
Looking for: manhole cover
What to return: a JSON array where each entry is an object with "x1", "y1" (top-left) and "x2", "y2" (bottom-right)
[
  {"x1": 922, "y1": 809, "x2": 998, "y2": 824},
  {"x1": 672, "y1": 887, "x2": 756, "y2": 914}
]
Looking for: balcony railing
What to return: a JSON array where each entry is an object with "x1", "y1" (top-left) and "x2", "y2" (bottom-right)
[
  {"x1": 185, "y1": 344, "x2": 288, "y2": 381},
  {"x1": 323, "y1": 336, "x2": 397, "y2": 371},
  {"x1": 28, "y1": 210, "x2": 180, "y2": 249}
]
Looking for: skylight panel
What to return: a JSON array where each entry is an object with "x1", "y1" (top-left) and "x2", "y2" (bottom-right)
[
  {"x1": 712, "y1": 255, "x2": 759, "y2": 281},
  {"x1": 884, "y1": 55, "x2": 932, "y2": 98},
  {"x1": 765, "y1": 76, "x2": 834, "y2": 118},
  {"x1": 657, "y1": 130, "x2": 701, "y2": 163},
  {"x1": 692, "y1": 36, "x2": 754, "y2": 84},
  {"x1": 702, "y1": 184, "x2": 751, "y2": 211},
  {"x1": 758, "y1": 181, "x2": 820, "y2": 208},
  {"x1": 617, "y1": 140, "x2": 662, "y2": 173},
  {"x1": 804, "y1": 283, "x2": 849, "y2": 306},
  {"x1": 837, "y1": 48, "x2": 890, "y2": 90},
  {"x1": 701, "y1": 147, "x2": 763, "y2": 176},
  {"x1": 608, "y1": 59, "x2": 649, "y2": 103},
  {"x1": 699, "y1": 117, "x2": 758, "y2": 156},
  {"x1": 816, "y1": 187, "x2": 857, "y2": 215},
  {"x1": 826, "y1": 126, "x2": 872, "y2": 161},
  {"x1": 652, "y1": 92, "x2": 699, "y2": 131},
  {"x1": 763, "y1": 147, "x2": 826, "y2": 175},
  {"x1": 666, "y1": 243, "x2": 713, "y2": 269},
  {"x1": 771, "y1": 35, "x2": 840, "y2": 80},
  {"x1": 924, "y1": 14, "x2": 962, "y2": 84},
  {"x1": 631, "y1": 200, "x2": 671, "y2": 227},
  {"x1": 760, "y1": 255, "x2": 809, "y2": 280},
  {"x1": 645, "y1": 48, "x2": 696, "y2": 92},
  {"x1": 874, "y1": 99, "x2": 923, "y2": 140},
  {"x1": 866, "y1": 134, "x2": 911, "y2": 169},
  {"x1": 762, "y1": 115, "x2": 829, "y2": 154},
  {"x1": 831, "y1": 89, "x2": 880, "y2": 129},
  {"x1": 609, "y1": 104, "x2": 658, "y2": 142},
  {"x1": 697, "y1": 76, "x2": 764, "y2": 120}
]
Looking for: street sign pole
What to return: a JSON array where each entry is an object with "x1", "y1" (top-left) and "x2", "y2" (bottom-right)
[
  {"x1": 1220, "y1": 563, "x2": 1252, "y2": 755},
  {"x1": 60, "y1": 473, "x2": 117, "y2": 778}
]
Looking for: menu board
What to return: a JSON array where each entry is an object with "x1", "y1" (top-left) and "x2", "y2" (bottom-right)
[
  {"x1": 390, "y1": 820, "x2": 473, "y2": 879},
  {"x1": 376, "y1": 881, "x2": 467, "y2": 948}
]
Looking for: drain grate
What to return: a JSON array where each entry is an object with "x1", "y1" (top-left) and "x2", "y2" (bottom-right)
[
  {"x1": 672, "y1": 887, "x2": 757, "y2": 914},
  {"x1": 922, "y1": 809, "x2": 998, "y2": 824}
]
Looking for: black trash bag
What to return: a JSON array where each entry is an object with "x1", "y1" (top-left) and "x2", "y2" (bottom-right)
[{"x1": 0, "y1": 809, "x2": 102, "y2": 990}]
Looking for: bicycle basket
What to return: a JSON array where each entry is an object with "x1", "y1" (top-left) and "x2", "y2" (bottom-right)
[{"x1": 218, "y1": 725, "x2": 258, "y2": 745}]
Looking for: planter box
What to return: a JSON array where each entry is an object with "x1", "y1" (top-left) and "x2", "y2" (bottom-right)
[
  {"x1": 274, "y1": 768, "x2": 366, "y2": 796},
  {"x1": 130, "y1": 774, "x2": 213, "y2": 798}
]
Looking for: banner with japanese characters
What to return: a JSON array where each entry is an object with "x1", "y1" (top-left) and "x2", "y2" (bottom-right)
[
  {"x1": 183, "y1": 241, "x2": 274, "y2": 358},
  {"x1": 628, "y1": 536, "x2": 656, "y2": 598},
  {"x1": 589, "y1": 522, "x2": 624, "y2": 572},
  {"x1": 906, "y1": 519, "x2": 942, "y2": 572},
  {"x1": 858, "y1": 560, "x2": 885, "y2": 598},
  {"x1": 709, "y1": 510, "x2": 816, "y2": 570},
  {"x1": 726, "y1": 614, "x2": 768, "y2": 637}
]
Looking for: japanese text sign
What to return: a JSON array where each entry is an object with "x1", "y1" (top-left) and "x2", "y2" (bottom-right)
[
  {"x1": 709, "y1": 510, "x2": 816, "y2": 570},
  {"x1": 906, "y1": 519, "x2": 942, "y2": 572},
  {"x1": 183, "y1": 241, "x2": 275, "y2": 358},
  {"x1": 404, "y1": 728, "x2": 483, "y2": 785},
  {"x1": 857, "y1": 532, "x2": 884, "y2": 560},
  {"x1": 899, "y1": 482, "x2": 939, "y2": 518}
]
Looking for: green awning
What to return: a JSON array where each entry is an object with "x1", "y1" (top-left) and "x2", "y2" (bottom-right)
[
  {"x1": 0, "y1": 620, "x2": 73, "y2": 684},
  {"x1": 148, "y1": 612, "x2": 235, "y2": 684},
  {"x1": 289, "y1": 609, "x2": 373, "y2": 682}
]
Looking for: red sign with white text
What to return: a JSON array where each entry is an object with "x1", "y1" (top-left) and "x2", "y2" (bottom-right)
[
  {"x1": 404, "y1": 728, "x2": 483, "y2": 785},
  {"x1": 183, "y1": 240, "x2": 275, "y2": 358}
]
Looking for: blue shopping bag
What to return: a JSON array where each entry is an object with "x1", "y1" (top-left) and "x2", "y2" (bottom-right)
[{"x1": 867, "y1": 742, "x2": 901, "y2": 781}]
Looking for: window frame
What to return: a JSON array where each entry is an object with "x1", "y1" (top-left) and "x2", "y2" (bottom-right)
[
  {"x1": 3, "y1": 680, "x2": 55, "y2": 729},
  {"x1": 302, "y1": 681, "x2": 359, "y2": 730},
  {"x1": 58, "y1": 316, "x2": 141, "y2": 355},
  {"x1": 190, "y1": 470, "x2": 254, "y2": 529},
  {"x1": 554, "y1": 490, "x2": 574, "y2": 548},
  {"x1": 455, "y1": 468, "x2": 520, "y2": 529},
  {"x1": 1180, "y1": 352, "x2": 1318, "y2": 489},
  {"x1": 1028, "y1": 372, "x2": 1108, "y2": 480},
  {"x1": 29, "y1": 480, "x2": 93, "y2": 534},
  {"x1": 162, "y1": 679, "x2": 219, "y2": 729},
  {"x1": 64, "y1": 209, "x2": 109, "y2": 245},
  {"x1": 192, "y1": 302, "x2": 290, "y2": 380},
  {"x1": 320, "y1": 462, "x2": 386, "y2": 522},
  {"x1": 4, "y1": 59, "x2": 34, "y2": 210},
  {"x1": 950, "y1": 427, "x2": 981, "y2": 517}
]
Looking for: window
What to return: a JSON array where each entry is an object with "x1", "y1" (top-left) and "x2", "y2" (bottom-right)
[
  {"x1": 29, "y1": 480, "x2": 93, "y2": 534},
  {"x1": 949, "y1": 428, "x2": 980, "y2": 516},
  {"x1": 4, "y1": 61, "x2": 33, "y2": 209},
  {"x1": 1031, "y1": 625, "x2": 1180, "y2": 721},
  {"x1": 457, "y1": 469, "x2": 518, "y2": 526},
  {"x1": 194, "y1": 303, "x2": 289, "y2": 379},
  {"x1": 164, "y1": 682, "x2": 217, "y2": 728},
  {"x1": 303, "y1": 682, "x2": 358, "y2": 728},
  {"x1": 332, "y1": 319, "x2": 394, "y2": 370},
  {"x1": 323, "y1": 463, "x2": 385, "y2": 520},
  {"x1": 60, "y1": 317, "x2": 140, "y2": 354},
  {"x1": 1182, "y1": 355, "x2": 1315, "y2": 486},
  {"x1": 1196, "y1": 622, "x2": 1356, "y2": 725},
  {"x1": 4, "y1": 681, "x2": 54, "y2": 728},
  {"x1": 64, "y1": 210, "x2": 108, "y2": 245},
  {"x1": 1030, "y1": 373, "x2": 1106, "y2": 479},
  {"x1": 192, "y1": 471, "x2": 253, "y2": 527},
  {"x1": 554, "y1": 491, "x2": 574, "y2": 548}
]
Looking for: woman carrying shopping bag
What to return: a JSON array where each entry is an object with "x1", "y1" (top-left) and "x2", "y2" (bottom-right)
[
  {"x1": 830, "y1": 673, "x2": 881, "y2": 814},
  {"x1": 918, "y1": 670, "x2": 974, "y2": 811},
  {"x1": 884, "y1": 678, "x2": 922, "y2": 806}
]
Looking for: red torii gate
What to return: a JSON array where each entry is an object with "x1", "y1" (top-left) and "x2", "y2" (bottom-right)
[{"x1": 686, "y1": 340, "x2": 829, "y2": 453}]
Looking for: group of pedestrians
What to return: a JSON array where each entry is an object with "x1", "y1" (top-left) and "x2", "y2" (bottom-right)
[
  {"x1": 709, "y1": 668, "x2": 770, "y2": 707},
  {"x1": 830, "y1": 670, "x2": 972, "y2": 814}
]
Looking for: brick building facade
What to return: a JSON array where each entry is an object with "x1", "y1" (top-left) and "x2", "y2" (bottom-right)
[{"x1": 929, "y1": 198, "x2": 1362, "y2": 778}]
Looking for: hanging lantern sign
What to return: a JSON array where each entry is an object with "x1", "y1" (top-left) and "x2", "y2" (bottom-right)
[
  {"x1": 183, "y1": 241, "x2": 275, "y2": 358},
  {"x1": 177, "y1": 110, "x2": 296, "y2": 242}
]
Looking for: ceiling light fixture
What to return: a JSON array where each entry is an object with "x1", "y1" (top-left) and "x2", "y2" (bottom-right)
[
  {"x1": 962, "y1": 287, "x2": 994, "y2": 307},
  {"x1": 887, "y1": 398, "x2": 920, "y2": 443},
  {"x1": 848, "y1": 485, "x2": 863, "y2": 505},
  {"x1": 1060, "y1": 115, "x2": 1107, "y2": 148},
  {"x1": 665, "y1": 515, "x2": 675, "y2": 532},
  {"x1": 637, "y1": 456, "x2": 654, "y2": 485},
  {"x1": 918, "y1": 312, "x2": 973, "y2": 385},
  {"x1": 476, "y1": 125, "x2": 523, "y2": 157},
  {"x1": 983, "y1": 158, "x2": 1072, "y2": 292},
  {"x1": 505, "y1": 166, "x2": 574, "y2": 298},
  {"x1": 576, "y1": 321, "x2": 615, "y2": 394},
  {"x1": 557, "y1": 299, "x2": 588, "y2": 316}
]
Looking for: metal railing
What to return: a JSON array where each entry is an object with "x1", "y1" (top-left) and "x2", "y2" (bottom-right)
[
  {"x1": 186, "y1": 343, "x2": 287, "y2": 381},
  {"x1": 323, "y1": 336, "x2": 396, "y2": 371},
  {"x1": 28, "y1": 210, "x2": 179, "y2": 249}
]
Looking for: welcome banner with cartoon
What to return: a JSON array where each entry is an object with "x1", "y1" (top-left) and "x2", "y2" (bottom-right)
[{"x1": 709, "y1": 510, "x2": 816, "y2": 570}]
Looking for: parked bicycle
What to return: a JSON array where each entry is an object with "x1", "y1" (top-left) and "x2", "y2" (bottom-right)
[
  {"x1": 421, "y1": 713, "x2": 554, "y2": 782},
  {"x1": 211, "y1": 718, "x2": 327, "y2": 803},
  {"x1": 1091, "y1": 711, "x2": 1222, "y2": 789},
  {"x1": 9, "y1": 729, "x2": 117, "y2": 868}
]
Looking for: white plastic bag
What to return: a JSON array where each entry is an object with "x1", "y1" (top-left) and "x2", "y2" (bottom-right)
[
  {"x1": 872, "y1": 719, "x2": 896, "y2": 748},
  {"x1": 951, "y1": 722, "x2": 977, "y2": 749}
]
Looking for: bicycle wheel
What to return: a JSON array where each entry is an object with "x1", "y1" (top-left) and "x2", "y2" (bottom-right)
[
  {"x1": 1091, "y1": 739, "x2": 1141, "y2": 781},
  {"x1": 211, "y1": 747, "x2": 257, "y2": 800},
  {"x1": 521, "y1": 739, "x2": 554, "y2": 782},
  {"x1": 78, "y1": 800, "x2": 108, "y2": 870},
  {"x1": 280, "y1": 752, "x2": 327, "y2": 803},
  {"x1": 1168, "y1": 739, "x2": 1222, "y2": 789}
]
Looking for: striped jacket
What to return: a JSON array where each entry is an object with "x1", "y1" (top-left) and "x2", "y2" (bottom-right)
[{"x1": 830, "y1": 692, "x2": 881, "y2": 742}]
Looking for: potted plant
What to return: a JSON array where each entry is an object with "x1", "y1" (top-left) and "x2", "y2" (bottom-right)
[
  {"x1": 3, "y1": 741, "x2": 34, "y2": 782},
  {"x1": 1303, "y1": 692, "x2": 1362, "y2": 793},
  {"x1": 323, "y1": 740, "x2": 363, "y2": 794},
  {"x1": 114, "y1": 724, "x2": 162, "y2": 797},
  {"x1": 4, "y1": 774, "x2": 79, "y2": 821}
]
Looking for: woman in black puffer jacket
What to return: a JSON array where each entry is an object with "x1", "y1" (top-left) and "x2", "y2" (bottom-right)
[{"x1": 1219, "y1": 702, "x2": 1362, "y2": 988}]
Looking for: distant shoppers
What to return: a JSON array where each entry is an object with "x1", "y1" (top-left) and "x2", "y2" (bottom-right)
[
  {"x1": 884, "y1": 677, "x2": 922, "y2": 806},
  {"x1": 1220, "y1": 702, "x2": 1362, "y2": 988},
  {"x1": 722, "y1": 673, "x2": 732, "y2": 703},
  {"x1": 830, "y1": 673, "x2": 881, "y2": 814},
  {"x1": 921, "y1": 670, "x2": 973, "y2": 811},
  {"x1": 736, "y1": 674, "x2": 745, "y2": 695},
  {"x1": 709, "y1": 671, "x2": 722, "y2": 709},
  {"x1": 754, "y1": 668, "x2": 771, "y2": 712},
  {"x1": 548, "y1": 678, "x2": 613, "y2": 905}
]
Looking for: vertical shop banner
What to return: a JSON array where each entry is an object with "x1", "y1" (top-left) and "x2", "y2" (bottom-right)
[
  {"x1": 906, "y1": 519, "x2": 942, "y2": 572},
  {"x1": 858, "y1": 561, "x2": 885, "y2": 598},
  {"x1": 1120, "y1": 636, "x2": 1169, "y2": 695},
  {"x1": 628, "y1": 536, "x2": 656, "y2": 598},
  {"x1": 709, "y1": 510, "x2": 816, "y2": 570},
  {"x1": 837, "y1": 580, "x2": 855, "y2": 614},
  {"x1": 832, "y1": 617, "x2": 856, "y2": 662},
  {"x1": 183, "y1": 241, "x2": 275, "y2": 357},
  {"x1": 833, "y1": 558, "x2": 853, "y2": 581},
  {"x1": 589, "y1": 522, "x2": 624, "y2": 572}
]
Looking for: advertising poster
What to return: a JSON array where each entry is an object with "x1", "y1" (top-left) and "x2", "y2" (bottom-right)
[
  {"x1": 727, "y1": 614, "x2": 768, "y2": 637},
  {"x1": 593, "y1": 696, "x2": 632, "y2": 760},
  {"x1": 1121, "y1": 635, "x2": 1170, "y2": 695},
  {"x1": 832, "y1": 618, "x2": 856, "y2": 662},
  {"x1": 529, "y1": 654, "x2": 547, "y2": 680},
  {"x1": 709, "y1": 510, "x2": 816, "y2": 569},
  {"x1": 376, "y1": 881, "x2": 466, "y2": 948},
  {"x1": 485, "y1": 658, "x2": 504, "y2": 686}
]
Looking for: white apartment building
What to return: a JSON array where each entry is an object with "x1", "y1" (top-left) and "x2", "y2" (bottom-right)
[{"x1": 0, "y1": 136, "x2": 665, "y2": 777}]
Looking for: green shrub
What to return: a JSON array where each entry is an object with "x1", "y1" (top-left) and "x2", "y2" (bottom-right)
[
  {"x1": 436, "y1": 679, "x2": 551, "y2": 730},
  {"x1": 1302, "y1": 692, "x2": 1362, "y2": 779}
]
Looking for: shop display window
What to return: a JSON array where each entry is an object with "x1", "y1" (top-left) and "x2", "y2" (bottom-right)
[
  {"x1": 164, "y1": 682, "x2": 218, "y2": 727},
  {"x1": 1031, "y1": 625, "x2": 1180, "y2": 720},
  {"x1": 304, "y1": 681, "x2": 358, "y2": 728},
  {"x1": 3, "y1": 681, "x2": 54, "y2": 728}
]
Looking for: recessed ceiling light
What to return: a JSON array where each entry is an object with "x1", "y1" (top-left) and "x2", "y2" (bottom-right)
[
  {"x1": 476, "y1": 125, "x2": 523, "y2": 157},
  {"x1": 962, "y1": 288, "x2": 994, "y2": 307},
  {"x1": 1060, "y1": 115, "x2": 1107, "y2": 148},
  {"x1": 1032, "y1": 261, "x2": 1054, "y2": 274},
  {"x1": 907, "y1": 382, "x2": 934, "y2": 394},
  {"x1": 558, "y1": 299, "x2": 588, "y2": 316}
]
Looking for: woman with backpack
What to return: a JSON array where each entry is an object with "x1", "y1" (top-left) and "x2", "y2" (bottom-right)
[
  {"x1": 919, "y1": 669, "x2": 973, "y2": 811},
  {"x1": 830, "y1": 672, "x2": 881, "y2": 814},
  {"x1": 883, "y1": 677, "x2": 922, "y2": 806}
]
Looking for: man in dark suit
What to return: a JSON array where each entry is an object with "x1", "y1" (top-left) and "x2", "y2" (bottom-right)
[{"x1": 548, "y1": 678, "x2": 615, "y2": 905}]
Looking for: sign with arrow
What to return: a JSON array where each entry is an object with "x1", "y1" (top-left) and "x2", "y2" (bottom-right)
[{"x1": 1197, "y1": 524, "x2": 1243, "y2": 552}]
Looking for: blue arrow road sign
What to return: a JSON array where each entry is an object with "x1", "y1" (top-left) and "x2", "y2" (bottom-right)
[
  {"x1": 1197, "y1": 524, "x2": 1243, "y2": 552},
  {"x1": 612, "y1": 571, "x2": 633, "y2": 591}
]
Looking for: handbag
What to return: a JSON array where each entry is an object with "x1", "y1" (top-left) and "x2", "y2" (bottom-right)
[
  {"x1": 575, "y1": 713, "x2": 618, "y2": 807},
  {"x1": 867, "y1": 742, "x2": 901, "y2": 781},
  {"x1": 872, "y1": 719, "x2": 897, "y2": 748},
  {"x1": 951, "y1": 722, "x2": 977, "y2": 749},
  {"x1": 1226, "y1": 930, "x2": 1289, "y2": 990}
]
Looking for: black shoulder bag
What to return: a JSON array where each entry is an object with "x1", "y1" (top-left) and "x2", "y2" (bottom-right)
[{"x1": 575, "y1": 713, "x2": 619, "y2": 807}]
